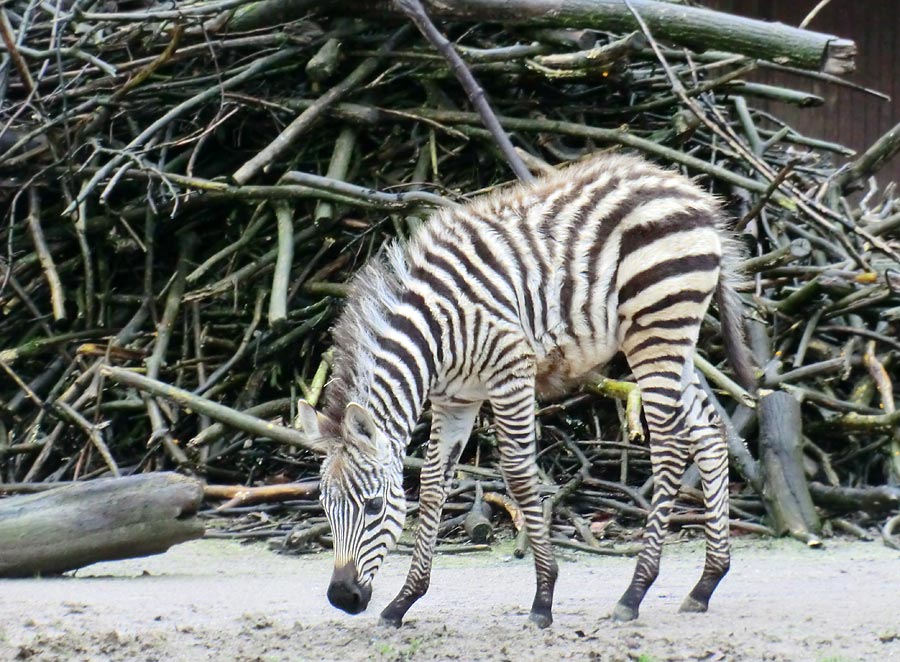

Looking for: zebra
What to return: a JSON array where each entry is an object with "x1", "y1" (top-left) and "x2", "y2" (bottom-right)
[{"x1": 296, "y1": 151, "x2": 755, "y2": 628}]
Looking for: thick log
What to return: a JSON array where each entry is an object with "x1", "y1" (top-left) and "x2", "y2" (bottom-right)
[
  {"x1": 757, "y1": 390, "x2": 821, "y2": 541},
  {"x1": 809, "y1": 482, "x2": 900, "y2": 515},
  {"x1": 0, "y1": 473, "x2": 204, "y2": 578},
  {"x1": 226, "y1": 0, "x2": 856, "y2": 73}
]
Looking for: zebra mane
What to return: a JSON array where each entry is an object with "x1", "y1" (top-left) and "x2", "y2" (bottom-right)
[{"x1": 321, "y1": 239, "x2": 411, "y2": 439}]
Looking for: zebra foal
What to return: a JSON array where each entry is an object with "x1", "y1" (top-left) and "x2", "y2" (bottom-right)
[{"x1": 297, "y1": 152, "x2": 754, "y2": 627}]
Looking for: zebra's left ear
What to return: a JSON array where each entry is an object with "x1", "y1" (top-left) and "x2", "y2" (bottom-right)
[
  {"x1": 294, "y1": 400, "x2": 331, "y2": 455},
  {"x1": 295, "y1": 400, "x2": 322, "y2": 437},
  {"x1": 343, "y1": 402, "x2": 390, "y2": 464}
]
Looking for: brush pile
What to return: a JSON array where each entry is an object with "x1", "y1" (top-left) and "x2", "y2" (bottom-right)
[{"x1": 1, "y1": 0, "x2": 899, "y2": 552}]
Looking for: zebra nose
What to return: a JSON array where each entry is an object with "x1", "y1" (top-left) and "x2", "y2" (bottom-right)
[{"x1": 327, "y1": 565, "x2": 372, "y2": 614}]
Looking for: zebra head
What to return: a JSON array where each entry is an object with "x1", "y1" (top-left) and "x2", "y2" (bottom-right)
[{"x1": 297, "y1": 401, "x2": 406, "y2": 615}]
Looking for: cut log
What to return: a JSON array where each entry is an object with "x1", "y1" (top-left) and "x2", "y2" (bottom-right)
[
  {"x1": 462, "y1": 482, "x2": 494, "y2": 543},
  {"x1": 464, "y1": 502, "x2": 494, "y2": 544},
  {"x1": 0, "y1": 473, "x2": 204, "y2": 578},
  {"x1": 225, "y1": 0, "x2": 857, "y2": 74},
  {"x1": 758, "y1": 390, "x2": 822, "y2": 542}
]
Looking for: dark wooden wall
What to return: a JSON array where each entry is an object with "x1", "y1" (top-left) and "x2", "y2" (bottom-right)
[{"x1": 704, "y1": 0, "x2": 899, "y2": 186}]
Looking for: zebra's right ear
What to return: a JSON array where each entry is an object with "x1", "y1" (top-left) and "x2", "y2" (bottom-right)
[
  {"x1": 295, "y1": 400, "x2": 329, "y2": 448},
  {"x1": 343, "y1": 402, "x2": 391, "y2": 466}
]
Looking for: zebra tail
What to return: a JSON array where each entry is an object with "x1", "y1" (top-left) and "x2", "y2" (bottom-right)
[{"x1": 715, "y1": 245, "x2": 758, "y2": 395}]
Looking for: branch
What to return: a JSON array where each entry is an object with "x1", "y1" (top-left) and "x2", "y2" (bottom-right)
[
  {"x1": 25, "y1": 188, "x2": 66, "y2": 322},
  {"x1": 100, "y1": 366, "x2": 329, "y2": 455},
  {"x1": 833, "y1": 121, "x2": 900, "y2": 192},
  {"x1": 397, "y1": 0, "x2": 534, "y2": 182},
  {"x1": 232, "y1": 26, "x2": 409, "y2": 184},
  {"x1": 63, "y1": 47, "x2": 302, "y2": 214}
]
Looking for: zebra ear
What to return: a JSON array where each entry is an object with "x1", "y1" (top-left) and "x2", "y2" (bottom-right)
[
  {"x1": 343, "y1": 403, "x2": 389, "y2": 463},
  {"x1": 295, "y1": 400, "x2": 329, "y2": 448}
]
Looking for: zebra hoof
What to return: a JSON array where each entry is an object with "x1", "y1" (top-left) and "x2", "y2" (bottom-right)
[
  {"x1": 679, "y1": 596, "x2": 708, "y2": 613},
  {"x1": 378, "y1": 614, "x2": 404, "y2": 629},
  {"x1": 611, "y1": 602, "x2": 638, "y2": 622},
  {"x1": 528, "y1": 609, "x2": 553, "y2": 629}
]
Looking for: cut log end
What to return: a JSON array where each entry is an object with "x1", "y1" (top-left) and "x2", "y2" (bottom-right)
[{"x1": 823, "y1": 38, "x2": 857, "y2": 75}]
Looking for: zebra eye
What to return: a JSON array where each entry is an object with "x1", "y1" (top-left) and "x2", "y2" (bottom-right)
[{"x1": 364, "y1": 497, "x2": 384, "y2": 516}]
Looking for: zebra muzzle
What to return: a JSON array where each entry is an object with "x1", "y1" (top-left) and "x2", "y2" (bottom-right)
[{"x1": 327, "y1": 564, "x2": 372, "y2": 615}]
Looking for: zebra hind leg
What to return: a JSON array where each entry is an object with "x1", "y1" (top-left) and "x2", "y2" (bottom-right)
[
  {"x1": 613, "y1": 258, "x2": 721, "y2": 621},
  {"x1": 612, "y1": 437, "x2": 690, "y2": 622},
  {"x1": 680, "y1": 385, "x2": 731, "y2": 613}
]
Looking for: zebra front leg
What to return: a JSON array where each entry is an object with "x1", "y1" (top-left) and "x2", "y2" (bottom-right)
[
  {"x1": 680, "y1": 388, "x2": 731, "y2": 613},
  {"x1": 379, "y1": 401, "x2": 479, "y2": 628},
  {"x1": 491, "y1": 379, "x2": 558, "y2": 628}
]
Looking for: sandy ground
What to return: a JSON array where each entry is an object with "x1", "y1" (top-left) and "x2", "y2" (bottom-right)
[{"x1": 0, "y1": 536, "x2": 898, "y2": 662}]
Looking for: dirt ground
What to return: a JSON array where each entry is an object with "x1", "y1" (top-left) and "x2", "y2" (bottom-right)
[{"x1": 1, "y1": 535, "x2": 898, "y2": 662}]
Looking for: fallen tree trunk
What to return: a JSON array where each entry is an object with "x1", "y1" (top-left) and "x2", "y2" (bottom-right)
[
  {"x1": 0, "y1": 473, "x2": 204, "y2": 577},
  {"x1": 226, "y1": 0, "x2": 856, "y2": 73}
]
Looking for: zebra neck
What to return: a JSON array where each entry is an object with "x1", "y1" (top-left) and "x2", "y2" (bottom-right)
[{"x1": 362, "y1": 347, "x2": 430, "y2": 456}]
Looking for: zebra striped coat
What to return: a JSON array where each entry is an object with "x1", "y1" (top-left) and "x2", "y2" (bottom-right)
[{"x1": 297, "y1": 152, "x2": 753, "y2": 627}]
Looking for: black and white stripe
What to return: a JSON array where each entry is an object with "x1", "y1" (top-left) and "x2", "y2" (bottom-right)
[{"x1": 304, "y1": 152, "x2": 754, "y2": 626}]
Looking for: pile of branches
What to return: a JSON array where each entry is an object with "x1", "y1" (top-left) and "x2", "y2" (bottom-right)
[{"x1": 1, "y1": 0, "x2": 899, "y2": 551}]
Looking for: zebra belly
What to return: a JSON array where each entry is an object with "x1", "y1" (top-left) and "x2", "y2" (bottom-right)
[
  {"x1": 533, "y1": 332, "x2": 620, "y2": 398},
  {"x1": 430, "y1": 378, "x2": 489, "y2": 405}
]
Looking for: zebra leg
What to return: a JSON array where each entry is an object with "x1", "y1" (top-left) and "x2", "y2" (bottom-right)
[
  {"x1": 612, "y1": 254, "x2": 722, "y2": 621},
  {"x1": 613, "y1": 337, "x2": 699, "y2": 621},
  {"x1": 612, "y1": 438, "x2": 690, "y2": 621},
  {"x1": 680, "y1": 384, "x2": 730, "y2": 613},
  {"x1": 379, "y1": 401, "x2": 479, "y2": 628},
  {"x1": 491, "y1": 377, "x2": 558, "y2": 628}
]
